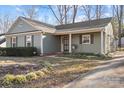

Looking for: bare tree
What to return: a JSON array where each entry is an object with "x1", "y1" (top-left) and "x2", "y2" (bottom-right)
[
  {"x1": 113, "y1": 5, "x2": 124, "y2": 48},
  {"x1": 72, "y1": 5, "x2": 78, "y2": 23},
  {"x1": 95, "y1": 5, "x2": 105, "y2": 19},
  {"x1": 81, "y1": 5, "x2": 94, "y2": 21},
  {"x1": 49, "y1": 5, "x2": 71, "y2": 25},
  {"x1": 0, "y1": 15, "x2": 13, "y2": 34},
  {"x1": 22, "y1": 6, "x2": 40, "y2": 20},
  {"x1": 64, "y1": 5, "x2": 70, "y2": 24}
]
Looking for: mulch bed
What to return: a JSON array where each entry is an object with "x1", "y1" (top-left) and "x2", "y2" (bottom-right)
[{"x1": 0, "y1": 64, "x2": 43, "y2": 76}]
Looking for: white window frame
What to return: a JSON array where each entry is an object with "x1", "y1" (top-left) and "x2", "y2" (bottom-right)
[
  {"x1": 26, "y1": 35, "x2": 32, "y2": 47},
  {"x1": 82, "y1": 34, "x2": 91, "y2": 44},
  {"x1": 12, "y1": 36, "x2": 17, "y2": 47}
]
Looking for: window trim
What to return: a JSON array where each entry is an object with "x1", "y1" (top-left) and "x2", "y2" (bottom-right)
[
  {"x1": 26, "y1": 35, "x2": 32, "y2": 47},
  {"x1": 12, "y1": 36, "x2": 17, "y2": 47},
  {"x1": 82, "y1": 34, "x2": 91, "y2": 44}
]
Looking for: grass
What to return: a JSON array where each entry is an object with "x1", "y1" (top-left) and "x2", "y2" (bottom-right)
[
  {"x1": 0, "y1": 56, "x2": 102, "y2": 88},
  {"x1": 58, "y1": 53, "x2": 112, "y2": 60}
]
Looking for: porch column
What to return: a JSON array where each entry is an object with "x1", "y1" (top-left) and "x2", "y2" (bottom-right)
[
  {"x1": 69, "y1": 33, "x2": 72, "y2": 53},
  {"x1": 61, "y1": 36, "x2": 63, "y2": 52},
  {"x1": 40, "y1": 33, "x2": 43, "y2": 55},
  {"x1": 101, "y1": 31, "x2": 104, "y2": 54}
]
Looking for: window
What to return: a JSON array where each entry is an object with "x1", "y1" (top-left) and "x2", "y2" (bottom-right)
[
  {"x1": 26, "y1": 35, "x2": 32, "y2": 47},
  {"x1": 12, "y1": 37, "x2": 17, "y2": 47},
  {"x1": 82, "y1": 34, "x2": 91, "y2": 44}
]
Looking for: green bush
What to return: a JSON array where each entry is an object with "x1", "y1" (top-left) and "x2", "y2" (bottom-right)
[
  {"x1": 14, "y1": 75, "x2": 27, "y2": 84},
  {"x1": 26, "y1": 72, "x2": 38, "y2": 81},
  {"x1": 0, "y1": 47, "x2": 37, "y2": 57},
  {"x1": 2, "y1": 74, "x2": 15, "y2": 86}
]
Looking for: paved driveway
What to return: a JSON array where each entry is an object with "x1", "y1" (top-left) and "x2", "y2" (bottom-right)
[{"x1": 64, "y1": 55, "x2": 124, "y2": 88}]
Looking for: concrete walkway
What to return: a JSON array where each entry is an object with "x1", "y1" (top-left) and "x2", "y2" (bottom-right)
[{"x1": 64, "y1": 56, "x2": 124, "y2": 88}]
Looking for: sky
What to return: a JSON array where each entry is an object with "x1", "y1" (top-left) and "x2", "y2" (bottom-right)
[
  {"x1": 0, "y1": 5, "x2": 113, "y2": 25},
  {"x1": 0, "y1": 5, "x2": 55, "y2": 24}
]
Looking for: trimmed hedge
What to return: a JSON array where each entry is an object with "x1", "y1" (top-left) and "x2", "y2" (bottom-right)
[{"x1": 0, "y1": 47, "x2": 37, "y2": 57}]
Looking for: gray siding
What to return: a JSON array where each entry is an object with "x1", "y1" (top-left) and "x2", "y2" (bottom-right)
[
  {"x1": 17, "y1": 35, "x2": 25, "y2": 47},
  {"x1": 43, "y1": 34, "x2": 61, "y2": 54},
  {"x1": 6, "y1": 36, "x2": 11, "y2": 47},
  {"x1": 72, "y1": 32, "x2": 101, "y2": 54},
  {"x1": 8, "y1": 19, "x2": 36, "y2": 34},
  {"x1": 6, "y1": 34, "x2": 61, "y2": 54},
  {"x1": 34, "y1": 34, "x2": 41, "y2": 54},
  {"x1": 6, "y1": 35, "x2": 25, "y2": 47},
  {"x1": 6, "y1": 34, "x2": 42, "y2": 54}
]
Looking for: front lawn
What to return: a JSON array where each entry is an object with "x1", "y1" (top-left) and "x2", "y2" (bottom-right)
[
  {"x1": 58, "y1": 53, "x2": 112, "y2": 60},
  {"x1": 0, "y1": 56, "x2": 102, "y2": 88}
]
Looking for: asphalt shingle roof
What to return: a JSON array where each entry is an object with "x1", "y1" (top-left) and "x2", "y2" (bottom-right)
[
  {"x1": 55, "y1": 17, "x2": 112, "y2": 30},
  {"x1": 7, "y1": 17, "x2": 113, "y2": 35},
  {"x1": 21, "y1": 17, "x2": 112, "y2": 30}
]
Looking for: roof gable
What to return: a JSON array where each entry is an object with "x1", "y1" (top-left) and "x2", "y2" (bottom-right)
[
  {"x1": 21, "y1": 17, "x2": 55, "y2": 29},
  {"x1": 7, "y1": 17, "x2": 56, "y2": 34},
  {"x1": 21, "y1": 17, "x2": 55, "y2": 33},
  {"x1": 7, "y1": 17, "x2": 38, "y2": 34}
]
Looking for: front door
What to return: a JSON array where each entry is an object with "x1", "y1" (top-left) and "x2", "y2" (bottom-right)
[{"x1": 63, "y1": 35, "x2": 69, "y2": 52}]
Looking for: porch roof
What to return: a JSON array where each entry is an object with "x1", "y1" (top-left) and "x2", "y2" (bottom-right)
[
  {"x1": 54, "y1": 27, "x2": 104, "y2": 35},
  {"x1": 55, "y1": 17, "x2": 112, "y2": 30},
  {"x1": 54, "y1": 17, "x2": 112, "y2": 35}
]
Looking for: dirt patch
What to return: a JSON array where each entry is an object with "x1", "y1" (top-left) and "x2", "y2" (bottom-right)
[{"x1": 0, "y1": 64, "x2": 43, "y2": 76}]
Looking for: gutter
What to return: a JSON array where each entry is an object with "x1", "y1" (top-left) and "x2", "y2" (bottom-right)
[{"x1": 54, "y1": 27, "x2": 105, "y2": 35}]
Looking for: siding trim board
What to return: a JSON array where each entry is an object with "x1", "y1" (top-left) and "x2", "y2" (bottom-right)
[
  {"x1": 91, "y1": 34, "x2": 94, "y2": 44},
  {"x1": 79, "y1": 34, "x2": 82, "y2": 44},
  {"x1": 10, "y1": 37, "x2": 12, "y2": 47},
  {"x1": 16, "y1": 37, "x2": 18, "y2": 47},
  {"x1": 24, "y1": 36, "x2": 26, "y2": 47},
  {"x1": 32, "y1": 35, "x2": 34, "y2": 47},
  {"x1": 5, "y1": 30, "x2": 42, "y2": 36}
]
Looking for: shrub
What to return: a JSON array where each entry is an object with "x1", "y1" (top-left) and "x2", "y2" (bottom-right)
[
  {"x1": 0, "y1": 47, "x2": 37, "y2": 57},
  {"x1": 2, "y1": 74, "x2": 15, "y2": 86},
  {"x1": 18, "y1": 65, "x2": 26, "y2": 70},
  {"x1": 26, "y1": 72, "x2": 38, "y2": 81},
  {"x1": 41, "y1": 61, "x2": 53, "y2": 71},
  {"x1": 35, "y1": 70, "x2": 45, "y2": 77},
  {"x1": 42, "y1": 68, "x2": 50, "y2": 74},
  {"x1": 14, "y1": 75, "x2": 27, "y2": 84}
]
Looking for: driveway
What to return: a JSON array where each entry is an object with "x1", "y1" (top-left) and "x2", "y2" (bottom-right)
[{"x1": 64, "y1": 52, "x2": 124, "y2": 88}]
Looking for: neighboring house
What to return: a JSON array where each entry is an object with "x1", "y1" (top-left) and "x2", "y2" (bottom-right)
[{"x1": 5, "y1": 17, "x2": 115, "y2": 55}]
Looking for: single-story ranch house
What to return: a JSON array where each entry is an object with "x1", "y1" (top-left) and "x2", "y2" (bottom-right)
[{"x1": 5, "y1": 17, "x2": 115, "y2": 55}]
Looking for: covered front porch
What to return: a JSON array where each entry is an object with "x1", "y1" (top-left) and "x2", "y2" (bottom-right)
[{"x1": 55, "y1": 28, "x2": 105, "y2": 54}]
